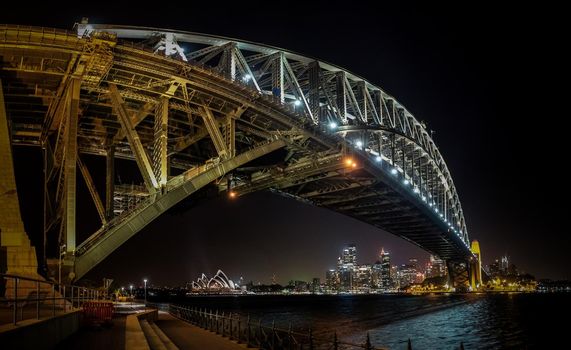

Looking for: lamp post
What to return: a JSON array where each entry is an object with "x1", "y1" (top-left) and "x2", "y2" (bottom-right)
[
  {"x1": 129, "y1": 285, "x2": 133, "y2": 306},
  {"x1": 143, "y1": 279, "x2": 148, "y2": 305}
]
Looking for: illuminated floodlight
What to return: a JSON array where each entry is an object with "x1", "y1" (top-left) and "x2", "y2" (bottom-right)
[
  {"x1": 390, "y1": 168, "x2": 398, "y2": 175},
  {"x1": 440, "y1": 213, "x2": 444, "y2": 217},
  {"x1": 403, "y1": 179, "x2": 410, "y2": 185},
  {"x1": 375, "y1": 156, "x2": 382, "y2": 162},
  {"x1": 345, "y1": 158, "x2": 354, "y2": 166},
  {"x1": 329, "y1": 122, "x2": 338, "y2": 129},
  {"x1": 294, "y1": 99, "x2": 302, "y2": 106},
  {"x1": 243, "y1": 74, "x2": 252, "y2": 81},
  {"x1": 422, "y1": 196, "x2": 427, "y2": 201},
  {"x1": 228, "y1": 191, "x2": 237, "y2": 199},
  {"x1": 356, "y1": 140, "x2": 363, "y2": 148},
  {"x1": 429, "y1": 202, "x2": 433, "y2": 207}
]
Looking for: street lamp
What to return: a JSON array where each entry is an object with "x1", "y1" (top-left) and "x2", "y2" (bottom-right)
[
  {"x1": 143, "y1": 279, "x2": 148, "y2": 305},
  {"x1": 129, "y1": 284, "x2": 133, "y2": 306}
]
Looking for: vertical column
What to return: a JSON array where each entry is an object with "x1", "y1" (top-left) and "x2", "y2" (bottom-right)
[
  {"x1": 336, "y1": 71, "x2": 347, "y2": 122},
  {"x1": 153, "y1": 97, "x2": 169, "y2": 186},
  {"x1": 227, "y1": 117, "x2": 236, "y2": 158},
  {"x1": 308, "y1": 61, "x2": 321, "y2": 123},
  {"x1": 64, "y1": 78, "x2": 80, "y2": 253},
  {"x1": 105, "y1": 143, "x2": 115, "y2": 221},
  {"x1": 223, "y1": 45, "x2": 237, "y2": 81},
  {"x1": 272, "y1": 53, "x2": 284, "y2": 103}
]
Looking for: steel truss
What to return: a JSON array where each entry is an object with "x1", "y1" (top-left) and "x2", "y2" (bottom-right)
[{"x1": 0, "y1": 23, "x2": 473, "y2": 281}]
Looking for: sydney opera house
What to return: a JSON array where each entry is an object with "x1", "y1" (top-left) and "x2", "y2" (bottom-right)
[{"x1": 188, "y1": 270, "x2": 241, "y2": 294}]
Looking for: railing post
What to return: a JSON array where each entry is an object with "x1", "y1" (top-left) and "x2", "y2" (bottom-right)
[
  {"x1": 246, "y1": 314, "x2": 251, "y2": 347},
  {"x1": 71, "y1": 287, "x2": 74, "y2": 309},
  {"x1": 333, "y1": 331, "x2": 338, "y2": 350},
  {"x1": 221, "y1": 311, "x2": 225, "y2": 337},
  {"x1": 230, "y1": 313, "x2": 233, "y2": 340},
  {"x1": 13, "y1": 277, "x2": 18, "y2": 325},
  {"x1": 288, "y1": 323, "x2": 292, "y2": 350},
  {"x1": 63, "y1": 286, "x2": 66, "y2": 312},
  {"x1": 365, "y1": 332, "x2": 372, "y2": 350},
  {"x1": 271, "y1": 320, "x2": 276, "y2": 349},
  {"x1": 216, "y1": 310, "x2": 219, "y2": 334},
  {"x1": 36, "y1": 280, "x2": 40, "y2": 319},
  {"x1": 237, "y1": 315, "x2": 241, "y2": 343},
  {"x1": 52, "y1": 283, "x2": 56, "y2": 317},
  {"x1": 309, "y1": 328, "x2": 314, "y2": 350}
]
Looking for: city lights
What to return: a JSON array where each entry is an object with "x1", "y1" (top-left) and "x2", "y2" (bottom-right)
[{"x1": 391, "y1": 168, "x2": 398, "y2": 175}]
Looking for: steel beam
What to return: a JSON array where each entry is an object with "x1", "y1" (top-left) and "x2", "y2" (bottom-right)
[
  {"x1": 153, "y1": 97, "x2": 169, "y2": 186},
  {"x1": 63, "y1": 78, "x2": 80, "y2": 253},
  {"x1": 77, "y1": 156, "x2": 106, "y2": 224},
  {"x1": 74, "y1": 139, "x2": 286, "y2": 279},
  {"x1": 108, "y1": 83, "x2": 159, "y2": 192},
  {"x1": 199, "y1": 105, "x2": 229, "y2": 159},
  {"x1": 113, "y1": 102, "x2": 154, "y2": 142},
  {"x1": 105, "y1": 143, "x2": 115, "y2": 221}
]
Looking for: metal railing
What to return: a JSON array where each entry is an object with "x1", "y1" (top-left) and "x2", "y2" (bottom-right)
[
  {"x1": 0, "y1": 273, "x2": 107, "y2": 326},
  {"x1": 166, "y1": 304, "x2": 387, "y2": 350}
]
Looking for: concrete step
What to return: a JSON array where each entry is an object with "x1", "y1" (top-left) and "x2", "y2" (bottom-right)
[
  {"x1": 139, "y1": 319, "x2": 167, "y2": 350},
  {"x1": 149, "y1": 321, "x2": 179, "y2": 350}
]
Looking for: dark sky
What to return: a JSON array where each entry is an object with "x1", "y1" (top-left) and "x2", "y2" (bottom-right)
[{"x1": 3, "y1": 1, "x2": 568, "y2": 286}]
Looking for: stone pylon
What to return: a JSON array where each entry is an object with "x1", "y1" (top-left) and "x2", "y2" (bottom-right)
[{"x1": 0, "y1": 80, "x2": 44, "y2": 299}]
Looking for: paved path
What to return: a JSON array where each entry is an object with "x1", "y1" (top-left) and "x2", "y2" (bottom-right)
[
  {"x1": 155, "y1": 312, "x2": 250, "y2": 350},
  {"x1": 58, "y1": 315, "x2": 127, "y2": 350}
]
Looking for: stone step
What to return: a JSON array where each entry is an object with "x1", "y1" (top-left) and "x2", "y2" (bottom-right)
[
  {"x1": 149, "y1": 321, "x2": 179, "y2": 350},
  {"x1": 139, "y1": 319, "x2": 167, "y2": 350}
]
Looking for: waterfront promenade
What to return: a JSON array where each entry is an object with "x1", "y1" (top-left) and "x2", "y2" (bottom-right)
[{"x1": 1, "y1": 301, "x2": 252, "y2": 349}]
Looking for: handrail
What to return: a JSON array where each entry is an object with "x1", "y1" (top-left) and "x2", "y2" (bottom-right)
[
  {"x1": 1, "y1": 273, "x2": 109, "y2": 326},
  {"x1": 164, "y1": 303, "x2": 386, "y2": 350}
]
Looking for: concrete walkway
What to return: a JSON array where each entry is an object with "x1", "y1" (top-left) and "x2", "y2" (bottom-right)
[{"x1": 155, "y1": 312, "x2": 250, "y2": 350}]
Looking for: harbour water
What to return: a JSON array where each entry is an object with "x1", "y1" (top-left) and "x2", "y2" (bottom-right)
[{"x1": 167, "y1": 293, "x2": 570, "y2": 349}]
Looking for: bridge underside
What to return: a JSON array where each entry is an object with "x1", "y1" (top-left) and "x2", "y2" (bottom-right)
[{"x1": 0, "y1": 24, "x2": 475, "y2": 282}]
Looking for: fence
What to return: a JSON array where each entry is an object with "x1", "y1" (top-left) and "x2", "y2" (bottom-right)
[
  {"x1": 167, "y1": 303, "x2": 387, "y2": 350},
  {"x1": 0, "y1": 273, "x2": 106, "y2": 326}
]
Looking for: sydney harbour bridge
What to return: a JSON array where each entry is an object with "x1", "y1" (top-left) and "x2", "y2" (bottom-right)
[{"x1": 0, "y1": 21, "x2": 482, "y2": 291}]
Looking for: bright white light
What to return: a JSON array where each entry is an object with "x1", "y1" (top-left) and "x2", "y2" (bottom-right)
[
  {"x1": 391, "y1": 168, "x2": 398, "y2": 175},
  {"x1": 243, "y1": 74, "x2": 252, "y2": 81},
  {"x1": 180, "y1": 47, "x2": 185, "y2": 52},
  {"x1": 429, "y1": 202, "x2": 433, "y2": 207},
  {"x1": 329, "y1": 122, "x2": 338, "y2": 129},
  {"x1": 403, "y1": 179, "x2": 409, "y2": 185},
  {"x1": 143, "y1": 279, "x2": 148, "y2": 283},
  {"x1": 440, "y1": 213, "x2": 444, "y2": 217},
  {"x1": 375, "y1": 156, "x2": 382, "y2": 162},
  {"x1": 422, "y1": 196, "x2": 427, "y2": 201},
  {"x1": 294, "y1": 99, "x2": 301, "y2": 106},
  {"x1": 413, "y1": 187, "x2": 420, "y2": 193},
  {"x1": 356, "y1": 140, "x2": 363, "y2": 148},
  {"x1": 435, "y1": 208, "x2": 439, "y2": 213}
]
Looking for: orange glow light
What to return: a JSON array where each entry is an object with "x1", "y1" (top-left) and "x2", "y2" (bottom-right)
[
  {"x1": 345, "y1": 158, "x2": 353, "y2": 166},
  {"x1": 229, "y1": 191, "x2": 237, "y2": 198},
  {"x1": 351, "y1": 162, "x2": 357, "y2": 168}
]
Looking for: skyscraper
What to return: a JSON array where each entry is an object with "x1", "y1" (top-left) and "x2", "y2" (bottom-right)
[
  {"x1": 380, "y1": 248, "x2": 391, "y2": 290},
  {"x1": 342, "y1": 244, "x2": 357, "y2": 266}
]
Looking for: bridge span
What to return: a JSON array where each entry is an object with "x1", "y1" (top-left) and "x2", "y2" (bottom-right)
[{"x1": 0, "y1": 22, "x2": 481, "y2": 290}]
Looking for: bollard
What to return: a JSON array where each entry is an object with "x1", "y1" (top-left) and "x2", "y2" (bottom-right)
[{"x1": 408, "y1": 338, "x2": 413, "y2": 350}]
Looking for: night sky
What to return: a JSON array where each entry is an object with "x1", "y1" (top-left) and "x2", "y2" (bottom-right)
[{"x1": 2, "y1": 2, "x2": 568, "y2": 287}]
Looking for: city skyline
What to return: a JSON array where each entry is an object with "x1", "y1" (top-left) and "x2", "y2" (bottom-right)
[{"x1": 1, "y1": 1, "x2": 568, "y2": 287}]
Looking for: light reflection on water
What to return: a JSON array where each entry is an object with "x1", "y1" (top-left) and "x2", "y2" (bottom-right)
[{"x1": 177, "y1": 293, "x2": 570, "y2": 349}]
